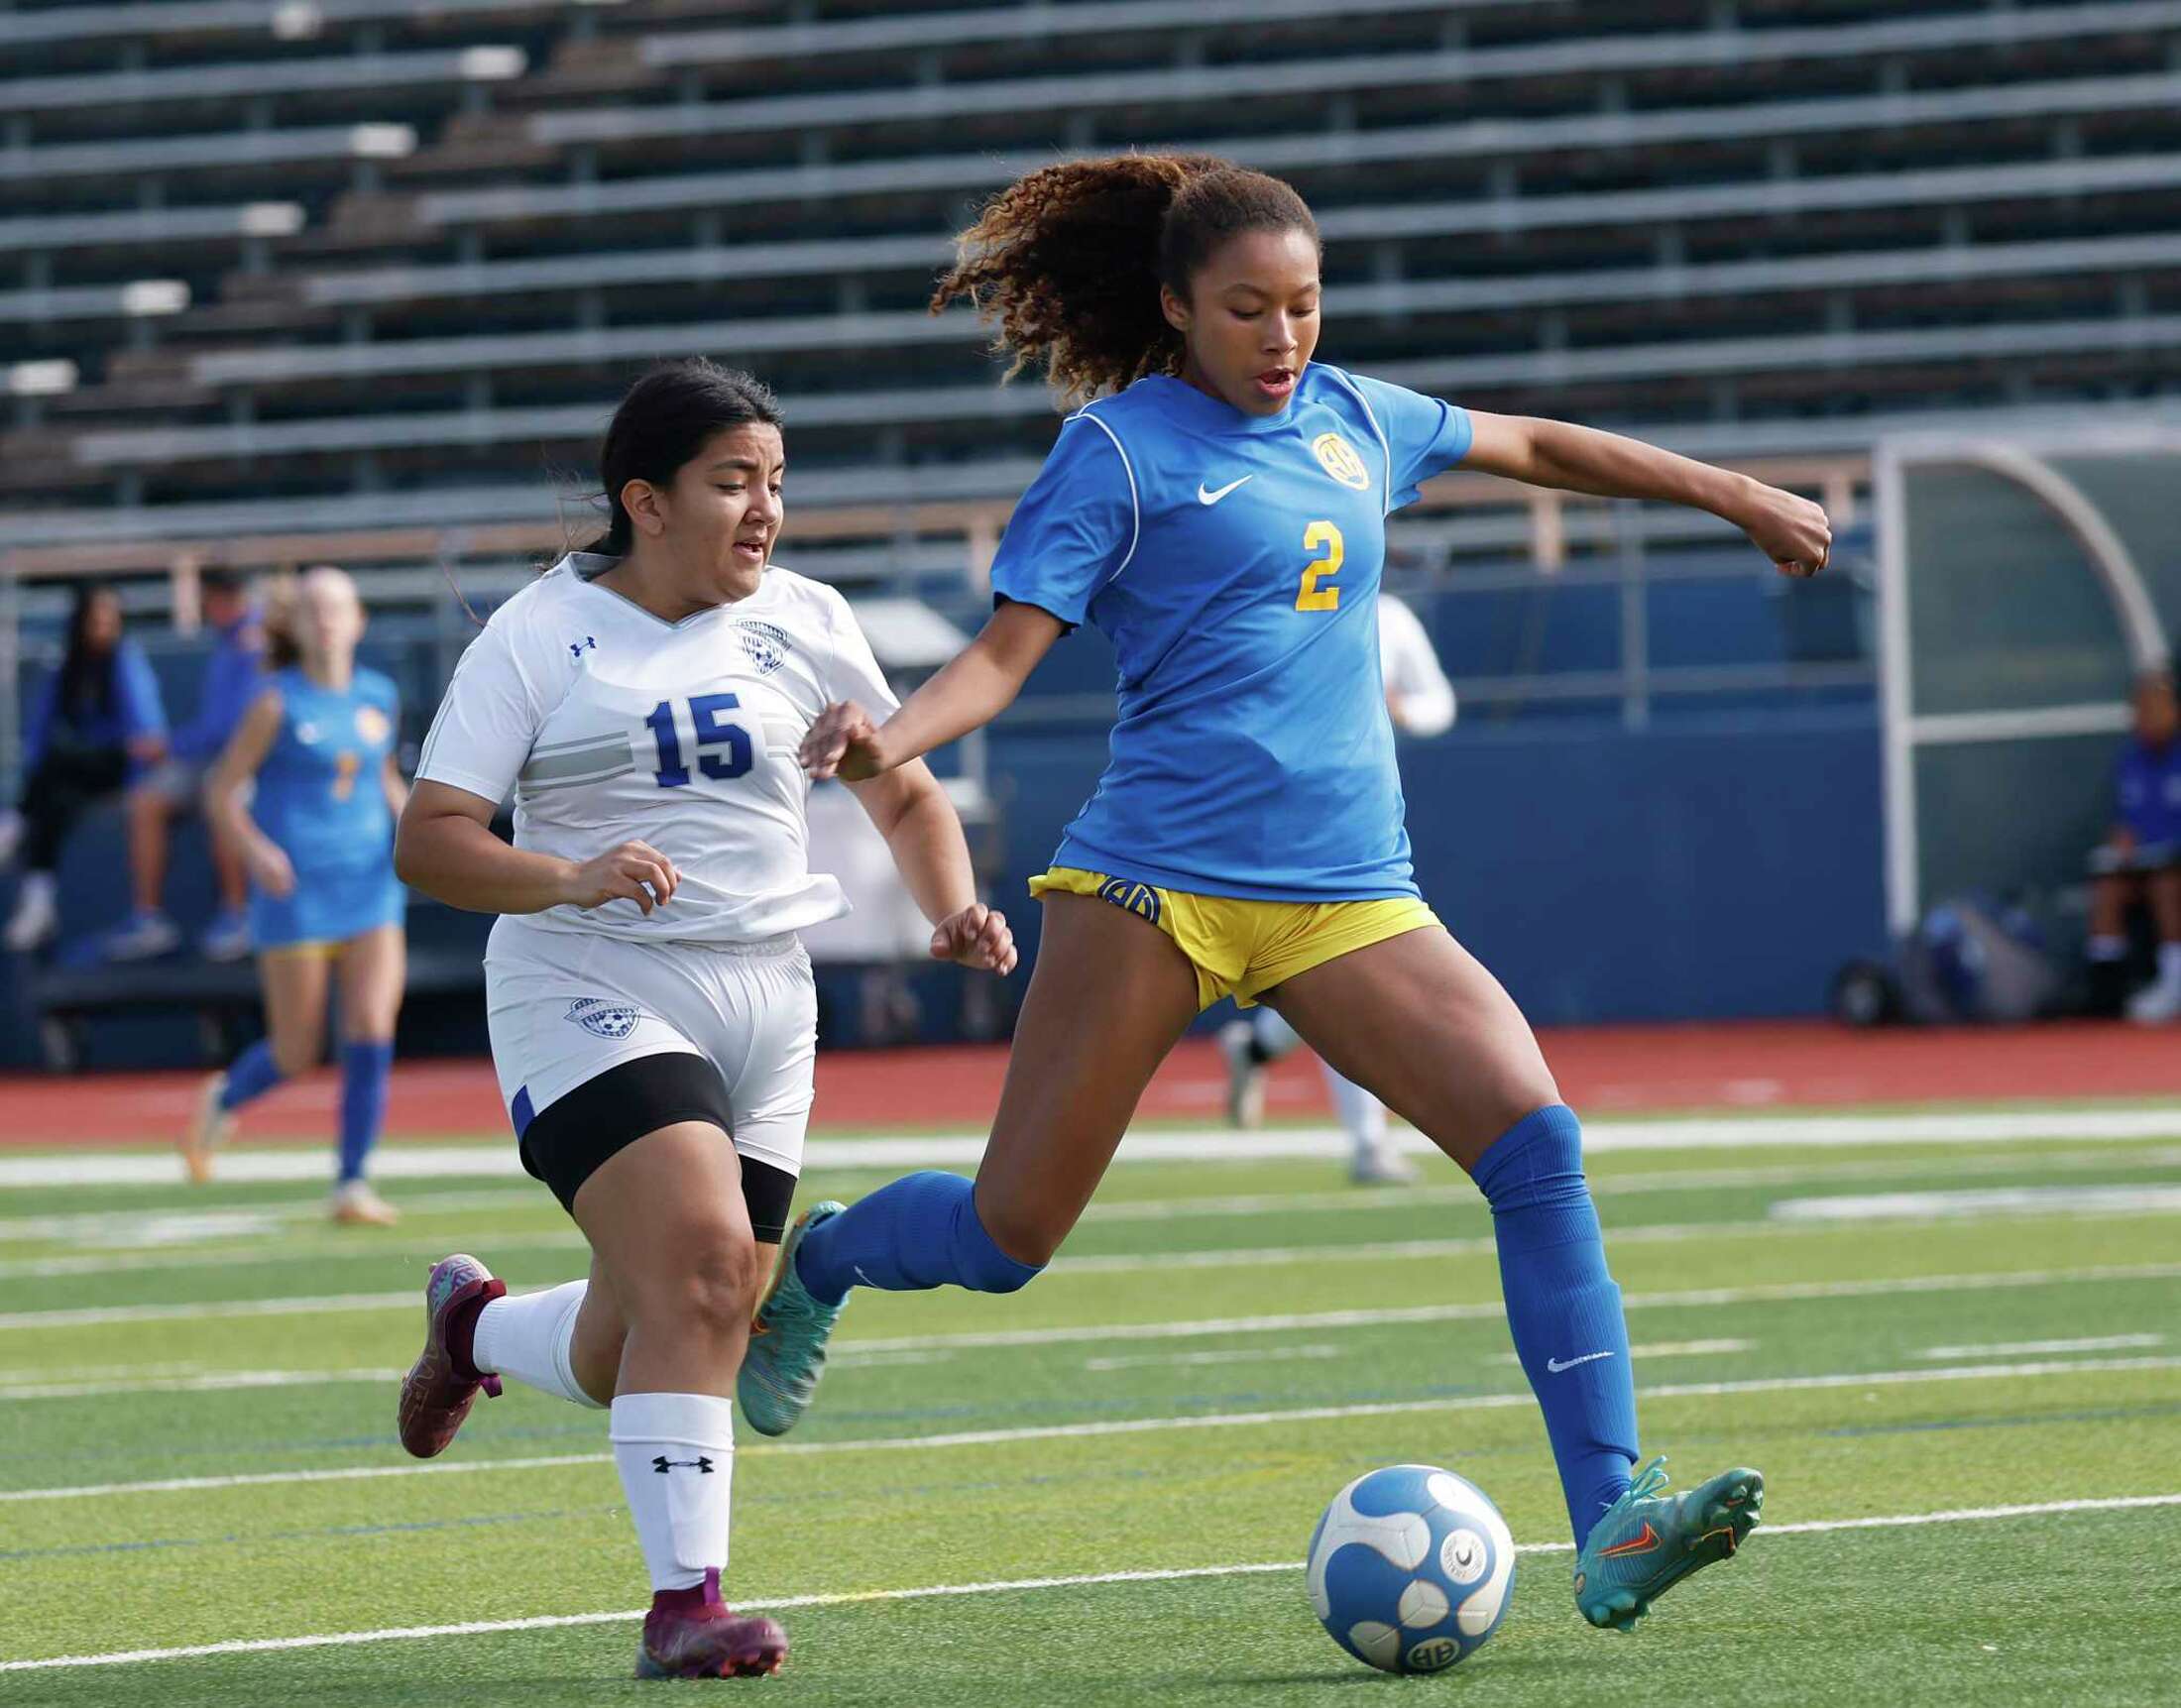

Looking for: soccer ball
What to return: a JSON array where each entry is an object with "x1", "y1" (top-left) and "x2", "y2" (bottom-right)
[{"x1": 1306, "y1": 1464, "x2": 1516, "y2": 1674}]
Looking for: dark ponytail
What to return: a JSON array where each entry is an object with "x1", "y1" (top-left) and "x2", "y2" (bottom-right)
[
  {"x1": 930, "y1": 153, "x2": 1320, "y2": 404},
  {"x1": 582, "y1": 359, "x2": 784, "y2": 557}
]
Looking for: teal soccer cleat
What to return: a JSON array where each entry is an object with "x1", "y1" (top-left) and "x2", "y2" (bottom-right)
[
  {"x1": 737, "y1": 1201, "x2": 847, "y2": 1437},
  {"x1": 1573, "y1": 1457, "x2": 1764, "y2": 1632}
]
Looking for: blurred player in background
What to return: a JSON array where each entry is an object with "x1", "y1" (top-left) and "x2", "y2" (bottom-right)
[
  {"x1": 108, "y1": 563, "x2": 265, "y2": 963},
  {"x1": 2087, "y1": 666, "x2": 2181, "y2": 1023},
  {"x1": 1, "y1": 584, "x2": 167, "y2": 955},
  {"x1": 1222, "y1": 591, "x2": 1455, "y2": 1181},
  {"x1": 768, "y1": 155, "x2": 1829, "y2": 1636},
  {"x1": 390, "y1": 361, "x2": 1013, "y2": 1681},
  {"x1": 187, "y1": 567, "x2": 406, "y2": 1226}
]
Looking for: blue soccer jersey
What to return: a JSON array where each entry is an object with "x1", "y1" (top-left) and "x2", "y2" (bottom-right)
[
  {"x1": 990, "y1": 362, "x2": 1472, "y2": 900},
  {"x1": 256, "y1": 666, "x2": 401, "y2": 876},
  {"x1": 2117, "y1": 736, "x2": 2181, "y2": 849}
]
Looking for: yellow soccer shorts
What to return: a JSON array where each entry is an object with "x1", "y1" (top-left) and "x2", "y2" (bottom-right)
[{"x1": 1028, "y1": 865, "x2": 1441, "y2": 1011}]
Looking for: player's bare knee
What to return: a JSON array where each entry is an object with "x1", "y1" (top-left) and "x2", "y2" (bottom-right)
[
  {"x1": 270, "y1": 1037, "x2": 319, "y2": 1079},
  {"x1": 974, "y1": 1200, "x2": 1062, "y2": 1275},
  {"x1": 667, "y1": 1227, "x2": 765, "y2": 1340}
]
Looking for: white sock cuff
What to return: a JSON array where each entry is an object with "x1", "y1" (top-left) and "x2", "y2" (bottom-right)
[
  {"x1": 610, "y1": 1391, "x2": 738, "y2": 1449},
  {"x1": 472, "y1": 1280, "x2": 602, "y2": 1409}
]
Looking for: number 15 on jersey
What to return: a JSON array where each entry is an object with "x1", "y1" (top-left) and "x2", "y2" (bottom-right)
[{"x1": 646, "y1": 694, "x2": 752, "y2": 788}]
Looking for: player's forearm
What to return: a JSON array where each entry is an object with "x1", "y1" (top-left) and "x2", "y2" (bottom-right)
[
  {"x1": 1507, "y1": 417, "x2": 1760, "y2": 525},
  {"x1": 875, "y1": 780, "x2": 980, "y2": 926},
  {"x1": 394, "y1": 811, "x2": 577, "y2": 915},
  {"x1": 204, "y1": 775, "x2": 269, "y2": 864},
  {"x1": 870, "y1": 640, "x2": 1028, "y2": 771}
]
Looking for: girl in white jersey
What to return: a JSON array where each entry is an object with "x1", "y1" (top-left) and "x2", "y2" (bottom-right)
[{"x1": 389, "y1": 361, "x2": 1014, "y2": 1681}]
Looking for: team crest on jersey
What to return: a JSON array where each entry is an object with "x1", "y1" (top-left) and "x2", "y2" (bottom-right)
[
  {"x1": 730, "y1": 620, "x2": 792, "y2": 676},
  {"x1": 565, "y1": 997, "x2": 644, "y2": 1040},
  {"x1": 353, "y1": 705, "x2": 391, "y2": 746},
  {"x1": 1094, "y1": 876, "x2": 1162, "y2": 925},
  {"x1": 1313, "y1": 432, "x2": 1372, "y2": 491}
]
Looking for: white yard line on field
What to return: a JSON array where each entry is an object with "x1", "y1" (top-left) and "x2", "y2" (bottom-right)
[
  {"x1": 16, "y1": 1192, "x2": 2181, "y2": 1305},
  {"x1": 0, "y1": 1368, "x2": 402, "y2": 1402},
  {"x1": 1773, "y1": 1185, "x2": 2181, "y2": 1221},
  {"x1": 4, "y1": 1493, "x2": 2177, "y2": 1673},
  {"x1": 0, "y1": 1292, "x2": 413, "y2": 1330},
  {"x1": 1915, "y1": 1333, "x2": 2164, "y2": 1360},
  {"x1": 8, "y1": 1261, "x2": 2176, "y2": 1375},
  {"x1": 3, "y1": 1352, "x2": 2175, "y2": 1505},
  {"x1": 1081, "y1": 1344, "x2": 1344, "y2": 1373},
  {"x1": 4, "y1": 1103, "x2": 2181, "y2": 1191},
  {"x1": 7, "y1": 1142, "x2": 2177, "y2": 1249},
  {"x1": 0, "y1": 1233, "x2": 589, "y2": 1282}
]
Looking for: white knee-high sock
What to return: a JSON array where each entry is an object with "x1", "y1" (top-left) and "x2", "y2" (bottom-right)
[
  {"x1": 610, "y1": 1393, "x2": 736, "y2": 1593},
  {"x1": 1251, "y1": 1006, "x2": 1303, "y2": 1058},
  {"x1": 472, "y1": 1281, "x2": 605, "y2": 1410},
  {"x1": 1322, "y1": 1061, "x2": 1389, "y2": 1157}
]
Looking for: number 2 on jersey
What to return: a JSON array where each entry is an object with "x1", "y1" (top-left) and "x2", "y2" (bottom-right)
[
  {"x1": 646, "y1": 694, "x2": 752, "y2": 788},
  {"x1": 1297, "y1": 520, "x2": 1343, "y2": 613}
]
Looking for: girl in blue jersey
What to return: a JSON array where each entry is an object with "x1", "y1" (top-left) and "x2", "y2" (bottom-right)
[
  {"x1": 746, "y1": 156, "x2": 1831, "y2": 1633},
  {"x1": 190, "y1": 566, "x2": 408, "y2": 1224}
]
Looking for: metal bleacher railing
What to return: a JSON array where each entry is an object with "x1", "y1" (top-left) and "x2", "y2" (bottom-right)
[{"x1": 0, "y1": 0, "x2": 622, "y2": 54}]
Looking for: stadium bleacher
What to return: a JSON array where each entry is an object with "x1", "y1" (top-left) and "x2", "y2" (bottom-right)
[{"x1": 0, "y1": 0, "x2": 2174, "y2": 547}]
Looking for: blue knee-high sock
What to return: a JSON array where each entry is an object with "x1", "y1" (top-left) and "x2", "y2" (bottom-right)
[
  {"x1": 1472, "y1": 1104, "x2": 1639, "y2": 1548},
  {"x1": 337, "y1": 1040, "x2": 394, "y2": 1185},
  {"x1": 793, "y1": 1171, "x2": 1042, "y2": 1306},
  {"x1": 218, "y1": 1040, "x2": 284, "y2": 1112}
]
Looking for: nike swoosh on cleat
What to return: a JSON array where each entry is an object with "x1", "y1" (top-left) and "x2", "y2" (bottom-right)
[
  {"x1": 1197, "y1": 476, "x2": 1254, "y2": 505},
  {"x1": 1599, "y1": 1522, "x2": 1662, "y2": 1558},
  {"x1": 1546, "y1": 1351, "x2": 1615, "y2": 1373}
]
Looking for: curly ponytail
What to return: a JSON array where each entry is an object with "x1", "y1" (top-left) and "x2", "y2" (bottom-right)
[{"x1": 931, "y1": 153, "x2": 1320, "y2": 405}]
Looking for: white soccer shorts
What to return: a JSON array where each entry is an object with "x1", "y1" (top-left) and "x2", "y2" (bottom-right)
[{"x1": 484, "y1": 915, "x2": 817, "y2": 1179}]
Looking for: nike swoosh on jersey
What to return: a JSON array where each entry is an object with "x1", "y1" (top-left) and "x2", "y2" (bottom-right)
[
  {"x1": 1197, "y1": 475, "x2": 1254, "y2": 505},
  {"x1": 1546, "y1": 1350, "x2": 1616, "y2": 1373}
]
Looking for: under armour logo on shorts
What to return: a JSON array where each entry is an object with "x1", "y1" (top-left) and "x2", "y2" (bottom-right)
[
  {"x1": 652, "y1": 1455, "x2": 715, "y2": 1474},
  {"x1": 565, "y1": 997, "x2": 642, "y2": 1039}
]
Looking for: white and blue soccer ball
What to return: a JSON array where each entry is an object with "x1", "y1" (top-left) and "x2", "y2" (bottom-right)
[{"x1": 1306, "y1": 1464, "x2": 1516, "y2": 1674}]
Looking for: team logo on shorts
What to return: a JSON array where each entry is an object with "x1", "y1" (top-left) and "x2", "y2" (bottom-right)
[
  {"x1": 1094, "y1": 876, "x2": 1162, "y2": 925},
  {"x1": 1313, "y1": 432, "x2": 1372, "y2": 491},
  {"x1": 565, "y1": 997, "x2": 644, "y2": 1040},
  {"x1": 730, "y1": 620, "x2": 792, "y2": 676}
]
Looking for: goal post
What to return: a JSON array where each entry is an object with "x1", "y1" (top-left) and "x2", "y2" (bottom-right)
[{"x1": 1874, "y1": 430, "x2": 2181, "y2": 937}]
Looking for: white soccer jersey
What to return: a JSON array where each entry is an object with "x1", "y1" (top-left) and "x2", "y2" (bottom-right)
[
  {"x1": 416, "y1": 552, "x2": 899, "y2": 944},
  {"x1": 1379, "y1": 593, "x2": 1455, "y2": 738}
]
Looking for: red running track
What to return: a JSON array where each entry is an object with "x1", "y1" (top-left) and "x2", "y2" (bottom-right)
[{"x1": 1, "y1": 1020, "x2": 2177, "y2": 1148}]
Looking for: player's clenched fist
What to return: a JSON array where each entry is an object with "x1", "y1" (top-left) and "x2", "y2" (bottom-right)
[
  {"x1": 562, "y1": 840, "x2": 680, "y2": 914},
  {"x1": 930, "y1": 902, "x2": 1017, "y2": 975},
  {"x1": 1738, "y1": 483, "x2": 1832, "y2": 579},
  {"x1": 800, "y1": 700, "x2": 888, "y2": 781}
]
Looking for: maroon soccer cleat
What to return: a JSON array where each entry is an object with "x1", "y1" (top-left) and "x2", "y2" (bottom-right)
[
  {"x1": 635, "y1": 1572, "x2": 788, "y2": 1680},
  {"x1": 396, "y1": 1253, "x2": 506, "y2": 1459}
]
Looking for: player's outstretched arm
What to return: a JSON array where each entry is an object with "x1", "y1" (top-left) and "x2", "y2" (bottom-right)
[
  {"x1": 395, "y1": 779, "x2": 678, "y2": 917},
  {"x1": 848, "y1": 759, "x2": 1017, "y2": 975},
  {"x1": 1461, "y1": 409, "x2": 1831, "y2": 579},
  {"x1": 801, "y1": 600, "x2": 1066, "y2": 781}
]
